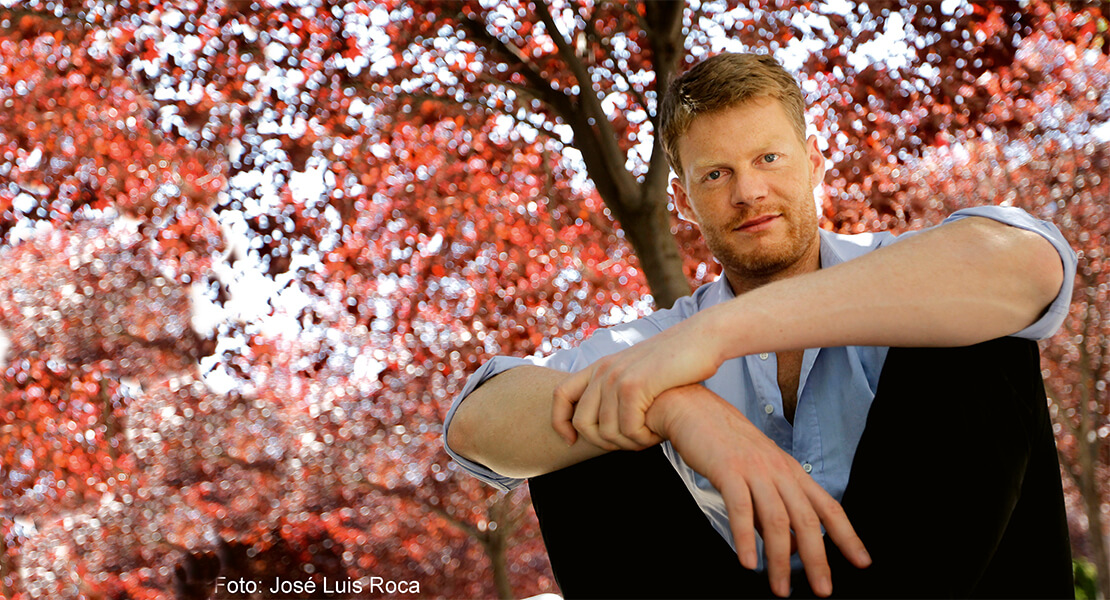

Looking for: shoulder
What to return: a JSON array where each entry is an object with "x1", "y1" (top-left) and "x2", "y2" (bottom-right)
[
  {"x1": 640, "y1": 277, "x2": 732, "y2": 331},
  {"x1": 818, "y1": 228, "x2": 898, "y2": 266},
  {"x1": 583, "y1": 277, "x2": 728, "y2": 347},
  {"x1": 530, "y1": 278, "x2": 732, "y2": 370}
]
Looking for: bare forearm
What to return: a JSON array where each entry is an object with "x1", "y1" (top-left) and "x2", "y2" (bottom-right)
[
  {"x1": 701, "y1": 217, "x2": 1064, "y2": 360},
  {"x1": 447, "y1": 366, "x2": 609, "y2": 479}
]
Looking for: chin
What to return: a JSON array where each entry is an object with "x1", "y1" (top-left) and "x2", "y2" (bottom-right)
[
  {"x1": 738, "y1": 257, "x2": 797, "y2": 278},
  {"x1": 718, "y1": 241, "x2": 811, "y2": 279}
]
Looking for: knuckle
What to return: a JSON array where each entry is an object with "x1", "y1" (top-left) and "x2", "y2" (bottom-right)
[
  {"x1": 795, "y1": 511, "x2": 821, "y2": 531},
  {"x1": 552, "y1": 384, "x2": 572, "y2": 404},
  {"x1": 820, "y1": 499, "x2": 848, "y2": 521},
  {"x1": 725, "y1": 489, "x2": 753, "y2": 511},
  {"x1": 619, "y1": 414, "x2": 643, "y2": 433},
  {"x1": 768, "y1": 455, "x2": 793, "y2": 471},
  {"x1": 767, "y1": 512, "x2": 791, "y2": 531},
  {"x1": 734, "y1": 498, "x2": 754, "y2": 514},
  {"x1": 808, "y1": 489, "x2": 844, "y2": 513},
  {"x1": 552, "y1": 404, "x2": 569, "y2": 421},
  {"x1": 807, "y1": 566, "x2": 831, "y2": 584},
  {"x1": 616, "y1": 377, "x2": 639, "y2": 396},
  {"x1": 735, "y1": 530, "x2": 757, "y2": 547},
  {"x1": 720, "y1": 455, "x2": 750, "y2": 476},
  {"x1": 599, "y1": 436, "x2": 622, "y2": 451},
  {"x1": 727, "y1": 502, "x2": 754, "y2": 523},
  {"x1": 616, "y1": 437, "x2": 640, "y2": 451}
]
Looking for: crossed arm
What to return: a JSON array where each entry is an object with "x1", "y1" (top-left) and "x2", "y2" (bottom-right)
[
  {"x1": 447, "y1": 216, "x2": 1066, "y2": 597},
  {"x1": 553, "y1": 216, "x2": 1065, "y2": 450}
]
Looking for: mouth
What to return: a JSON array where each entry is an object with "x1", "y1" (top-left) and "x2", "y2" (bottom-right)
[{"x1": 734, "y1": 214, "x2": 780, "y2": 231}]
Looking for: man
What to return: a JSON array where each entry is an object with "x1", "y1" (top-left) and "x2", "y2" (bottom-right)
[{"x1": 444, "y1": 53, "x2": 1077, "y2": 597}]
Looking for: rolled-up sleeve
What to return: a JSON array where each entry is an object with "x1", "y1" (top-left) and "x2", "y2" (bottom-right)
[
  {"x1": 442, "y1": 355, "x2": 544, "y2": 491},
  {"x1": 884, "y1": 205, "x2": 1077, "y2": 340},
  {"x1": 442, "y1": 318, "x2": 666, "y2": 490},
  {"x1": 943, "y1": 206, "x2": 1077, "y2": 340}
]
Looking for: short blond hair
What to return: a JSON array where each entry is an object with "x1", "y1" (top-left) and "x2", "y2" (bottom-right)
[{"x1": 659, "y1": 52, "x2": 807, "y2": 180}]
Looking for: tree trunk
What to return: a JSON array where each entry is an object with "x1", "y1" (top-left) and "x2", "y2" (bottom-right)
[
  {"x1": 1078, "y1": 428, "x2": 1109, "y2": 600},
  {"x1": 99, "y1": 378, "x2": 119, "y2": 460},
  {"x1": 1083, "y1": 488, "x2": 1109, "y2": 600},
  {"x1": 1074, "y1": 299, "x2": 1110, "y2": 600},
  {"x1": 0, "y1": 529, "x2": 13, "y2": 599},
  {"x1": 484, "y1": 527, "x2": 513, "y2": 600},
  {"x1": 620, "y1": 196, "x2": 691, "y2": 310},
  {"x1": 1052, "y1": 370, "x2": 1109, "y2": 600}
]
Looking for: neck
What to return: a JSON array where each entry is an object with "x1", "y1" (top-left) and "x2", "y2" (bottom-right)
[{"x1": 722, "y1": 233, "x2": 822, "y2": 296}]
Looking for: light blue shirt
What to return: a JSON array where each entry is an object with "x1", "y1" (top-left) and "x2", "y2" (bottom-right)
[{"x1": 443, "y1": 206, "x2": 1077, "y2": 569}]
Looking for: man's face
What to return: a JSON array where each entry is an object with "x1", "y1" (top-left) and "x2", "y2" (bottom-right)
[{"x1": 672, "y1": 97, "x2": 825, "y2": 287}]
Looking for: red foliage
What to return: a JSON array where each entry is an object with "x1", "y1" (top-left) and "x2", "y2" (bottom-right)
[{"x1": 0, "y1": 1, "x2": 1106, "y2": 598}]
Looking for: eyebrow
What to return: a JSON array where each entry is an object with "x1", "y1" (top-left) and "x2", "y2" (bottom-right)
[{"x1": 690, "y1": 161, "x2": 731, "y2": 172}]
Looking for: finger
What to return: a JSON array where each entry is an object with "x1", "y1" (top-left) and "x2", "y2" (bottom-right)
[
  {"x1": 597, "y1": 374, "x2": 639, "y2": 449},
  {"x1": 551, "y1": 369, "x2": 589, "y2": 444},
  {"x1": 779, "y1": 481, "x2": 832, "y2": 597},
  {"x1": 572, "y1": 377, "x2": 619, "y2": 451},
  {"x1": 597, "y1": 387, "x2": 648, "y2": 450},
  {"x1": 625, "y1": 427, "x2": 664, "y2": 449},
  {"x1": 599, "y1": 373, "x2": 655, "y2": 450},
  {"x1": 750, "y1": 479, "x2": 793, "y2": 598},
  {"x1": 806, "y1": 480, "x2": 871, "y2": 569},
  {"x1": 719, "y1": 477, "x2": 759, "y2": 571},
  {"x1": 616, "y1": 382, "x2": 658, "y2": 446}
]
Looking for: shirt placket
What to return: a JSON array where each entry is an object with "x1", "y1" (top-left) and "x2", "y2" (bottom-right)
[
  {"x1": 792, "y1": 347, "x2": 823, "y2": 483},
  {"x1": 747, "y1": 352, "x2": 793, "y2": 454}
]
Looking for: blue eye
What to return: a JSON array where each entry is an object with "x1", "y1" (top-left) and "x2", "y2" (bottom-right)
[
  {"x1": 762, "y1": 153, "x2": 778, "y2": 163},
  {"x1": 706, "y1": 170, "x2": 722, "y2": 181}
]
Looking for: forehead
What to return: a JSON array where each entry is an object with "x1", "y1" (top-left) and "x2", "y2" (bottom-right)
[{"x1": 678, "y1": 97, "x2": 796, "y2": 160}]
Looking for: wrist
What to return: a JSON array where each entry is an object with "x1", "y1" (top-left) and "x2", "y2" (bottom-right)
[
  {"x1": 645, "y1": 384, "x2": 699, "y2": 439},
  {"x1": 687, "y1": 309, "x2": 730, "y2": 370},
  {"x1": 697, "y1": 297, "x2": 764, "y2": 365}
]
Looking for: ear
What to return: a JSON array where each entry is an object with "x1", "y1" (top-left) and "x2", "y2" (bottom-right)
[
  {"x1": 806, "y1": 135, "x2": 826, "y2": 186},
  {"x1": 671, "y1": 177, "x2": 697, "y2": 224}
]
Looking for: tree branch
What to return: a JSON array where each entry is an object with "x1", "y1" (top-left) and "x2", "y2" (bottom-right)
[
  {"x1": 365, "y1": 480, "x2": 483, "y2": 539},
  {"x1": 534, "y1": 1, "x2": 638, "y2": 208},
  {"x1": 642, "y1": 0, "x2": 686, "y2": 197},
  {"x1": 0, "y1": 7, "x2": 89, "y2": 38},
  {"x1": 457, "y1": 13, "x2": 574, "y2": 119},
  {"x1": 589, "y1": 13, "x2": 650, "y2": 115},
  {"x1": 389, "y1": 89, "x2": 565, "y2": 144},
  {"x1": 98, "y1": 378, "x2": 120, "y2": 461},
  {"x1": 471, "y1": 77, "x2": 569, "y2": 142}
]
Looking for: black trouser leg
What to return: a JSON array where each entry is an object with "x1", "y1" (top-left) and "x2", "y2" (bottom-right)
[
  {"x1": 528, "y1": 445, "x2": 769, "y2": 599},
  {"x1": 528, "y1": 338, "x2": 1072, "y2": 599},
  {"x1": 795, "y1": 338, "x2": 1073, "y2": 598}
]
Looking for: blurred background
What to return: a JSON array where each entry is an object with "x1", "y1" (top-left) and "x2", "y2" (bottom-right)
[{"x1": 0, "y1": 0, "x2": 1106, "y2": 598}]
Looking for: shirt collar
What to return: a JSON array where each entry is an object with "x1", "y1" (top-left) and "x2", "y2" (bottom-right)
[{"x1": 818, "y1": 227, "x2": 853, "y2": 269}]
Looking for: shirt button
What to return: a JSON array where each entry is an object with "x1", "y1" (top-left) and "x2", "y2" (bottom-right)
[
  {"x1": 764, "y1": 404, "x2": 774, "y2": 415},
  {"x1": 759, "y1": 352, "x2": 770, "y2": 360},
  {"x1": 802, "y1": 462, "x2": 813, "y2": 473}
]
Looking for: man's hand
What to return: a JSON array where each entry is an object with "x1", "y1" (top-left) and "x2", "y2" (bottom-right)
[
  {"x1": 551, "y1": 313, "x2": 722, "y2": 450},
  {"x1": 646, "y1": 384, "x2": 872, "y2": 598}
]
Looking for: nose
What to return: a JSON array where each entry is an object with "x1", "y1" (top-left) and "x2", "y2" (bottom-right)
[{"x1": 730, "y1": 168, "x2": 769, "y2": 207}]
